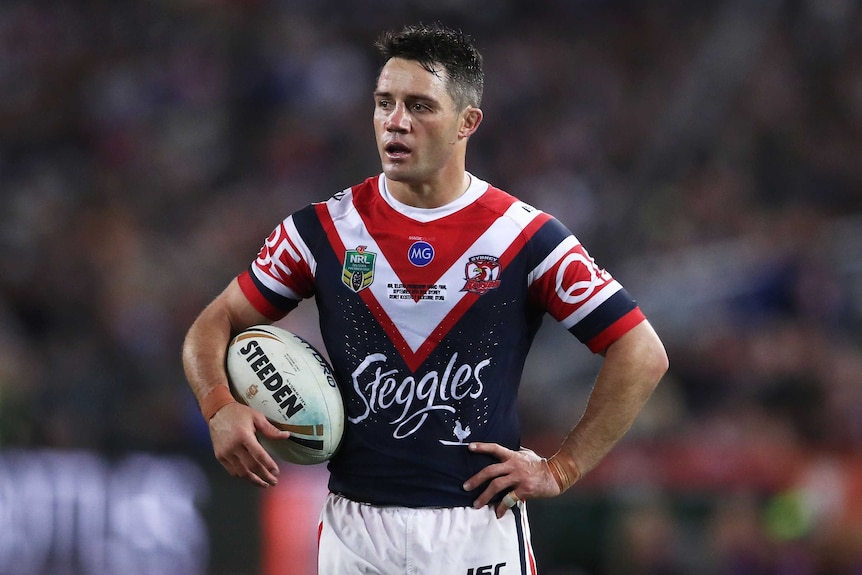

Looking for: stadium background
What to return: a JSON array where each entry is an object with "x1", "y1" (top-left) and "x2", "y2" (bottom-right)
[{"x1": 1, "y1": 0, "x2": 862, "y2": 573}]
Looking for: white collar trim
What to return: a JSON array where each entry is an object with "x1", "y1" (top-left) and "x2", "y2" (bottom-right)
[{"x1": 378, "y1": 173, "x2": 489, "y2": 222}]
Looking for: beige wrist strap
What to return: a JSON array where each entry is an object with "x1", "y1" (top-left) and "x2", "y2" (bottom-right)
[
  {"x1": 547, "y1": 453, "x2": 582, "y2": 493},
  {"x1": 200, "y1": 385, "x2": 237, "y2": 421}
]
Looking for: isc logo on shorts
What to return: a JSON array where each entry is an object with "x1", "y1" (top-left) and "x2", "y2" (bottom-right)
[{"x1": 466, "y1": 562, "x2": 506, "y2": 575}]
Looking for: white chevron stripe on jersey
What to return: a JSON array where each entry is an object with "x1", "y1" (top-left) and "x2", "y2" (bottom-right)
[{"x1": 324, "y1": 191, "x2": 547, "y2": 357}]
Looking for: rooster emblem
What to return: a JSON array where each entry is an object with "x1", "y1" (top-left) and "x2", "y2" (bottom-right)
[
  {"x1": 439, "y1": 420, "x2": 472, "y2": 445},
  {"x1": 461, "y1": 255, "x2": 502, "y2": 295}
]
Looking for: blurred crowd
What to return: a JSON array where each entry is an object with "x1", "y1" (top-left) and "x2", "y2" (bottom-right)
[{"x1": 1, "y1": 0, "x2": 861, "y2": 573}]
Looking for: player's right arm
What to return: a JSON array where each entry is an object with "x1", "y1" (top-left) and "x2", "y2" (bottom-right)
[{"x1": 182, "y1": 277, "x2": 291, "y2": 487}]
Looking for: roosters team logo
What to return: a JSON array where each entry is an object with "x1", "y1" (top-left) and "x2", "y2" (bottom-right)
[{"x1": 461, "y1": 255, "x2": 502, "y2": 295}]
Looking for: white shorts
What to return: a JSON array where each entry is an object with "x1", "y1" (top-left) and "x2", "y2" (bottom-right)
[{"x1": 317, "y1": 493, "x2": 538, "y2": 575}]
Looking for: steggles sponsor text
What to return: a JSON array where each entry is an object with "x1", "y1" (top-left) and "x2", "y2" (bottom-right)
[{"x1": 348, "y1": 352, "x2": 490, "y2": 439}]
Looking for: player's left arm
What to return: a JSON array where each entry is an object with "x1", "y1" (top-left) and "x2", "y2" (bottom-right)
[{"x1": 464, "y1": 319, "x2": 668, "y2": 517}]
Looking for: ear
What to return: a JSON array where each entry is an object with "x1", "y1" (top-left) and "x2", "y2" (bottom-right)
[{"x1": 458, "y1": 107, "x2": 483, "y2": 139}]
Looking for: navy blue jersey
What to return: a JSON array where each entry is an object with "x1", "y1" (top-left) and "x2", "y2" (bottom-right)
[{"x1": 238, "y1": 174, "x2": 645, "y2": 507}]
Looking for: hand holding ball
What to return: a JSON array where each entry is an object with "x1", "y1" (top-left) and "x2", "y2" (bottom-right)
[{"x1": 226, "y1": 326, "x2": 344, "y2": 465}]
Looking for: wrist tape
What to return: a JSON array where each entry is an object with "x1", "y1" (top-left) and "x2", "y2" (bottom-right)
[
  {"x1": 200, "y1": 385, "x2": 237, "y2": 421},
  {"x1": 547, "y1": 453, "x2": 582, "y2": 493}
]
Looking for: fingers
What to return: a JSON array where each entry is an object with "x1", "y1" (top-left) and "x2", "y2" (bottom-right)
[
  {"x1": 463, "y1": 442, "x2": 519, "y2": 515},
  {"x1": 467, "y1": 441, "x2": 509, "y2": 459},
  {"x1": 497, "y1": 491, "x2": 521, "y2": 519},
  {"x1": 462, "y1": 442, "x2": 510, "y2": 494},
  {"x1": 218, "y1": 438, "x2": 280, "y2": 487},
  {"x1": 243, "y1": 415, "x2": 287, "y2": 486},
  {"x1": 478, "y1": 477, "x2": 519, "y2": 518},
  {"x1": 463, "y1": 442, "x2": 561, "y2": 518},
  {"x1": 210, "y1": 404, "x2": 286, "y2": 487},
  {"x1": 462, "y1": 442, "x2": 511, "y2": 490},
  {"x1": 256, "y1": 414, "x2": 292, "y2": 441},
  {"x1": 501, "y1": 491, "x2": 520, "y2": 509}
]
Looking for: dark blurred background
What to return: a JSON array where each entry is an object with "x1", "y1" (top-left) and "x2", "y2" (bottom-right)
[{"x1": 1, "y1": 0, "x2": 861, "y2": 574}]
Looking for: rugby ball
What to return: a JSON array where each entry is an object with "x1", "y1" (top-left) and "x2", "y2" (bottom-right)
[{"x1": 226, "y1": 325, "x2": 344, "y2": 465}]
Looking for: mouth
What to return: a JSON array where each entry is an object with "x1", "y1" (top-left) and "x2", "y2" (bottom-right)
[{"x1": 383, "y1": 141, "x2": 412, "y2": 160}]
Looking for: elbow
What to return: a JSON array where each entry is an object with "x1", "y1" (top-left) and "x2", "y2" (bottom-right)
[
  {"x1": 631, "y1": 322, "x2": 669, "y2": 393},
  {"x1": 640, "y1": 325, "x2": 669, "y2": 394},
  {"x1": 602, "y1": 319, "x2": 669, "y2": 394},
  {"x1": 648, "y1": 343, "x2": 669, "y2": 390}
]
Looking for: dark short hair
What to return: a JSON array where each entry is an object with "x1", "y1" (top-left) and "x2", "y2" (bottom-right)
[{"x1": 375, "y1": 23, "x2": 484, "y2": 110}]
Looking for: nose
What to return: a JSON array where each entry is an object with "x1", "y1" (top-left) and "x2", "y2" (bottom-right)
[{"x1": 385, "y1": 103, "x2": 409, "y2": 132}]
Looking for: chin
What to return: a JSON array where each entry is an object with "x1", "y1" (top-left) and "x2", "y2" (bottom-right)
[{"x1": 381, "y1": 165, "x2": 414, "y2": 183}]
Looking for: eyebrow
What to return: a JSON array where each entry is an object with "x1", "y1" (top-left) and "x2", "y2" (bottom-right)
[{"x1": 373, "y1": 90, "x2": 440, "y2": 105}]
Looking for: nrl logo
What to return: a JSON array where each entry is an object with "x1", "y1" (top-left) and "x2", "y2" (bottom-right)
[
  {"x1": 245, "y1": 384, "x2": 259, "y2": 401},
  {"x1": 343, "y1": 245, "x2": 377, "y2": 292},
  {"x1": 462, "y1": 255, "x2": 502, "y2": 295}
]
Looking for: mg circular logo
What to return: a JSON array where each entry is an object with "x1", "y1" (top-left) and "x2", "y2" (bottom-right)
[{"x1": 408, "y1": 241, "x2": 434, "y2": 267}]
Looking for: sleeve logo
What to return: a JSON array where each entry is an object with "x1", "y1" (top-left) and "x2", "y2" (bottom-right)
[
  {"x1": 555, "y1": 251, "x2": 611, "y2": 304},
  {"x1": 343, "y1": 246, "x2": 377, "y2": 292}
]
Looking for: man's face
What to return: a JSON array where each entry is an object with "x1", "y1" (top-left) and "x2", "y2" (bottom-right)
[{"x1": 373, "y1": 58, "x2": 466, "y2": 186}]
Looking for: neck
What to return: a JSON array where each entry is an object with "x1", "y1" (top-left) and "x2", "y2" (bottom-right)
[{"x1": 385, "y1": 171, "x2": 471, "y2": 209}]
